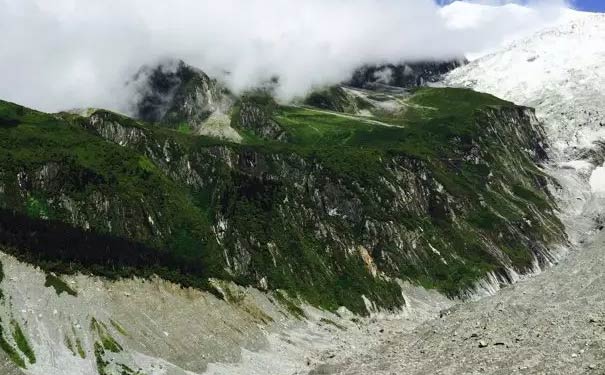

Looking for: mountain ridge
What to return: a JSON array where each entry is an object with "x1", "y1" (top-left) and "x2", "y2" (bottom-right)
[
  {"x1": 0, "y1": 50, "x2": 570, "y2": 374},
  {"x1": 0, "y1": 84, "x2": 565, "y2": 316}
]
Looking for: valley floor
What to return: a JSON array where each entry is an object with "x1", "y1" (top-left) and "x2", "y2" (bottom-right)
[{"x1": 309, "y1": 231, "x2": 605, "y2": 375}]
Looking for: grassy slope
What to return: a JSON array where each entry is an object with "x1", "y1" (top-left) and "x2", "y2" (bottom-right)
[
  {"x1": 0, "y1": 101, "x2": 227, "y2": 288},
  {"x1": 232, "y1": 88, "x2": 562, "y2": 295},
  {"x1": 0, "y1": 88, "x2": 564, "y2": 314}
]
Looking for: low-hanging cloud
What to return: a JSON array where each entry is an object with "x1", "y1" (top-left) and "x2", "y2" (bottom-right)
[{"x1": 0, "y1": 0, "x2": 570, "y2": 114}]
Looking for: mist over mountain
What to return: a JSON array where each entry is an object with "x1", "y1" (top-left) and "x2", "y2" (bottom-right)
[{"x1": 0, "y1": 0, "x2": 568, "y2": 114}]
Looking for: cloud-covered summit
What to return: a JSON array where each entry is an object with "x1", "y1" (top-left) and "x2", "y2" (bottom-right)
[{"x1": 0, "y1": 0, "x2": 569, "y2": 114}]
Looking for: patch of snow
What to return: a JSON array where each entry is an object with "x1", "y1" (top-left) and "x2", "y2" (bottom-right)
[
  {"x1": 559, "y1": 160, "x2": 594, "y2": 172},
  {"x1": 589, "y1": 165, "x2": 605, "y2": 194},
  {"x1": 428, "y1": 243, "x2": 447, "y2": 265},
  {"x1": 440, "y1": 2, "x2": 579, "y2": 60}
]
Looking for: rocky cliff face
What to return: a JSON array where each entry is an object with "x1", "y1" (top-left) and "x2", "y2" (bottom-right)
[
  {"x1": 1, "y1": 84, "x2": 565, "y2": 311},
  {"x1": 230, "y1": 94, "x2": 287, "y2": 141},
  {"x1": 348, "y1": 60, "x2": 466, "y2": 89},
  {"x1": 132, "y1": 61, "x2": 240, "y2": 141},
  {"x1": 303, "y1": 59, "x2": 465, "y2": 116}
]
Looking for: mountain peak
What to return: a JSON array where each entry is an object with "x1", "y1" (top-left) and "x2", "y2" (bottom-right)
[{"x1": 128, "y1": 60, "x2": 240, "y2": 140}]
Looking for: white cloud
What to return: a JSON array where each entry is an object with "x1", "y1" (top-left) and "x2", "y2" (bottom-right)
[
  {"x1": 0, "y1": 0, "x2": 570, "y2": 113},
  {"x1": 441, "y1": 0, "x2": 571, "y2": 59}
]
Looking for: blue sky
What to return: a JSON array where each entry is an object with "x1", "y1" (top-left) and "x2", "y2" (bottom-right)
[
  {"x1": 437, "y1": 0, "x2": 605, "y2": 12},
  {"x1": 573, "y1": 0, "x2": 605, "y2": 11}
]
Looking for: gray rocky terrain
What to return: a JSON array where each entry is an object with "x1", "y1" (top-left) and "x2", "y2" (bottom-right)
[{"x1": 310, "y1": 230, "x2": 605, "y2": 374}]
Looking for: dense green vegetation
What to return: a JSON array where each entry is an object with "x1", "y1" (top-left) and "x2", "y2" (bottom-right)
[
  {"x1": 0, "y1": 101, "x2": 228, "y2": 291},
  {"x1": 0, "y1": 87, "x2": 565, "y2": 315},
  {"x1": 10, "y1": 320, "x2": 36, "y2": 365},
  {"x1": 90, "y1": 318, "x2": 122, "y2": 353},
  {"x1": 0, "y1": 323, "x2": 26, "y2": 368},
  {"x1": 0, "y1": 319, "x2": 35, "y2": 368}
]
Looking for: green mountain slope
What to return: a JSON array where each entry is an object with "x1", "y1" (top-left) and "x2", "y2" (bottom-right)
[{"x1": 0, "y1": 87, "x2": 565, "y2": 314}]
